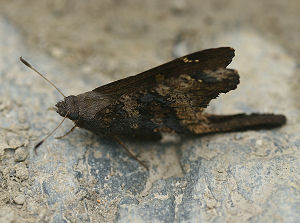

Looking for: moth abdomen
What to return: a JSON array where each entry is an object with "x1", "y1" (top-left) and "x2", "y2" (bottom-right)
[{"x1": 186, "y1": 113, "x2": 287, "y2": 135}]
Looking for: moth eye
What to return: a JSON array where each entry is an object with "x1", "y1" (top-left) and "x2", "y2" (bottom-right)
[{"x1": 68, "y1": 112, "x2": 79, "y2": 120}]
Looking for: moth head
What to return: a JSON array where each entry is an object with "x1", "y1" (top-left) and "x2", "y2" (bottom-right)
[
  {"x1": 56, "y1": 95, "x2": 79, "y2": 120},
  {"x1": 20, "y1": 57, "x2": 81, "y2": 151}
]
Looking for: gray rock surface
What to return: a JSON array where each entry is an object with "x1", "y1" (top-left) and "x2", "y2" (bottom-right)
[{"x1": 0, "y1": 2, "x2": 299, "y2": 222}]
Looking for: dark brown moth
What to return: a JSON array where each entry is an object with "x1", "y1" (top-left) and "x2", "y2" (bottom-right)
[{"x1": 20, "y1": 47, "x2": 286, "y2": 166}]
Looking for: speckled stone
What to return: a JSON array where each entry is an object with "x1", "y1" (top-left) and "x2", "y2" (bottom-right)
[
  {"x1": 14, "y1": 194, "x2": 25, "y2": 205},
  {"x1": 14, "y1": 147, "x2": 28, "y2": 162}
]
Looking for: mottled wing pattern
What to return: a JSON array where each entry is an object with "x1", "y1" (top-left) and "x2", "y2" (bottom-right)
[{"x1": 92, "y1": 47, "x2": 247, "y2": 136}]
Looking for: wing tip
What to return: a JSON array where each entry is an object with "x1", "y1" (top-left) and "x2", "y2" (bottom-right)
[{"x1": 219, "y1": 46, "x2": 235, "y2": 62}]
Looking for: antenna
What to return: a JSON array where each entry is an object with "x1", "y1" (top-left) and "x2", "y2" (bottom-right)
[
  {"x1": 34, "y1": 114, "x2": 68, "y2": 154},
  {"x1": 20, "y1": 57, "x2": 66, "y2": 98}
]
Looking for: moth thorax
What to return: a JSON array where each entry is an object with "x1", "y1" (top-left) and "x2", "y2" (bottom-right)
[{"x1": 55, "y1": 95, "x2": 79, "y2": 120}]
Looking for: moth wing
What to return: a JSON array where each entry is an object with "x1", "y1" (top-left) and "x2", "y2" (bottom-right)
[
  {"x1": 93, "y1": 47, "x2": 236, "y2": 97},
  {"x1": 92, "y1": 47, "x2": 240, "y2": 135}
]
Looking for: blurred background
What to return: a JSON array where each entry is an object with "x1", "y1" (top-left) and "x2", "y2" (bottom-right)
[
  {"x1": 1, "y1": 0, "x2": 299, "y2": 78},
  {"x1": 0, "y1": 1, "x2": 299, "y2": 222}
]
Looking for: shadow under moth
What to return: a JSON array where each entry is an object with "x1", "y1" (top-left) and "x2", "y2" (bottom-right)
[{"x1": 20, "y1": 47, "x2": 286, "y2": 168}]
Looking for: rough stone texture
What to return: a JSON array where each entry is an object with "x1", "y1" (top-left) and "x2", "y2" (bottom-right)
[
  {"x1": 0, "y1": 1, "x2": 299, "y2": 222},
  {"x1": 14, "y1": 147, "x2": 28, "y2": 162}
]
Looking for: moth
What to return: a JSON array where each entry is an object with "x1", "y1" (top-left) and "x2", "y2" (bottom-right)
[{"x1": 20, "y1": 47, "x2": 286, "y2": 167}]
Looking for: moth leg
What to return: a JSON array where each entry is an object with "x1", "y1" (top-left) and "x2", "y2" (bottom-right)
[
  {"x1": 55, "y1": 125, "x2": 77, "y2": 139},
  {"x1": 113, "y1": 136, "x2": 149, "y2": 171}
]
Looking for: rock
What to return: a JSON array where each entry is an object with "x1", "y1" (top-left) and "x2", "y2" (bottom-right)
[
  {"x1": 14, "y1": 194, "x2": 25, "y2": 205},
  {"x1": 0, "y1": 207, "x2": 22, "y2": 223},
  {"x1": 14, "y1": 163, "x2": 29, "y2": 181},
  {"x1": 14, "y1": 147, "x2": 28, "y2": 162},
  {"x1": 0, "y1": 2, "x2": 299, "y2": 223}
]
